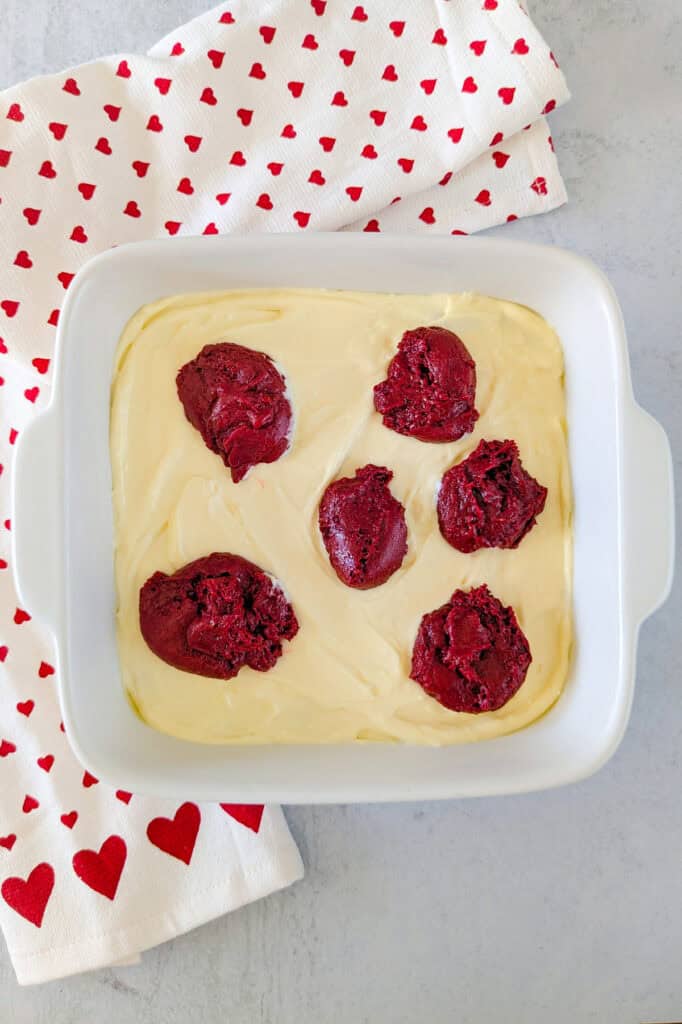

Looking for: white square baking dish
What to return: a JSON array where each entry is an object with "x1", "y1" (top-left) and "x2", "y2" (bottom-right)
[{"x1": 12, "y1": 234, "x2": 674, "y2": 803}]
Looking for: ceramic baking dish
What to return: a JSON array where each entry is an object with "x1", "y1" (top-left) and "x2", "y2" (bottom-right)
[{"x1": 12, "y1": 234, "x2": 674, "y2": 803}]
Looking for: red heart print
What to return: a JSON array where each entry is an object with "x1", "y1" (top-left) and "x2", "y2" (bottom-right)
[
  {"x1": 420, "y1": 78, "x2": 436, "y2": 94},
  {"x1": 229, "y1": 149, "x2": 246, "y2": 165},
  {"x1": 215, "y1": 193, "x2": 231, "y2": 205},
  {"x1": 339, "y1": 49, "x2": 355, "y2": 66},
  {"x1": 397, "y1": 157, "x2": 414, "y2": 173},
  {"x1": 146, "y1": 114, "x2": 163, "y2": 132},
  {"x1": 116, "y1": 790, "x2": 133, "y2": 804},
  {"x1": 219, "y1": 804, "x2": 264, "y2": 833},
  {"x1": 475, "y1": 189, "x2": 492, "y2": 206},
  {"x1": 14, "y1": 251, "x2": 32, "y2": 269},
  {"x1": 237, "y1": 108, "x2": 253, "y2": 125},
  {"x1": 47, "y1": 309, "x2": 60, "y2": 327},
  {"x1": 2, "y1": 864, "x2": 54, "y2": 927},
  {"x1": 319, "y1": 135, "x2": 335, "y2": 151},
  {"x1": 132, "y1": 160, "x2": 149, "y2": 177},
  {"x1": 281, "y1": 124, "x2": 296, "y2": 138},
  {"x1": 363, "y1": 219, "x2": 380, "y2": 232},
  {"x1": 548, "y1": 135, "x2": 555, "y2": 152},
  {"x1": 37, "y1": 754, "x2": 54, "y2": 772},
  {"x1": 32, "y1": 360, "x2": 50, "y2": 376},
  {"x1": 207, "y1": 49, "x2": 225, "y2": 69},
  {"x1": 0, "y1": 149, "x2": 12, "y2": 167},
  {"x1": 154, "y1": 77, "x2": 172, "y2": 95},
  {"x1": 73, "y1": 835, "x2": 127, "y2": 900},
  {"x1": 38, "y1": 160, "x2": 57, "y2": 178},
  {"x1": 542, "y1": 99, "x2": 556, "y2": 114},
  {"x1": 184, "y1": 135, "x2": 202, "y2": 153},
  {"x1": 177, "y1": 177, "x2": 194, "y2": 195},
  {"x1": 60, "y1": 811, "x2": 78, "y2": 829},
  {"x1": 200, "y1": 87, "x2": 217, "y2": 106},
  {"x1": 0, "y1": 739, "x2": 16, "y2": 757},
  {"x1": 165, "y1": 221, "x2": 181, "y2": 235},
  {"x1": 462, "y1": 76, "x2": 477, "y2": 93},
  {"x1": 95, "y1": 137, "x2": 112, "y2": 155},
  {"x1": 17, "y1": 699, "x2": 34, "y2": 717},
  {"x1": 0, "y1": 834, "x2": 16, "y2": 851},
  {"x1": 419, "y1": 207, "x2": 436, "y2": 224},
  {"x1": 103, "y1": 103, "x2": 121, "y2": 121},
  {"x1": 203, "y1": 223, "x2": 218, "y2": 235},
  {"x1": 293, "y1": 211, "x2": 311, "y2": 228},
  {"x1": 411, "y1": 115, "x2": 427, "y2": 131},
  {"x1": 249, "y1": 62, "x2": 266, "y2": 80},
  {"x1": 451, "y1": 229, "x2": 469, "y2": 236},
  {"x1": 256, "y1": 193, "x2": 273, "y2": 210},
  {"x1": 116, "y1": 60, "x2": 131, "y2": 78},
  {"x1": 382, "y1": 65, "x2": 398, "y2": 82},
  {"x1": 490, "y1": 131, "x2": 504, "y2": 146},
  {"x1": 7, "y1": 102, "x2": 24, "y2": 121},
  {"x1": 23, "y1": 207, "x2": 40, "y2": 225},
  {"x1": 1, "y1": 301, "x2": 19, "y2": 318},
  {"x1": 24, "y1": 387, "x2": 39, "y2": 403},
  {"x1": 63, "y1": 77, "x2": 80, "y2": 95},
  {"x1": 389, "y1": 20, "x2": 405, "y2": 36},
  {"x1": 512, "y1": 38, "x2": 529, "y2": 54},
  {"x1": 331, "y1": 90, "x2": 348, "y2": 105},
  {"x1": 492, "y1": 151, "x2": 509, "y2": 168},
  {"x1": 302, "y1": 33, "x2": 318, "y2": 49},
  {"x1": 361, "y1": 144, "x2": 377, "y2": 159},
  {"x1": 351, "y1": 5, "x2": 368, "y2": 21},
  {"x1": 82, "y1": 770, "x2": 98, "y2": 788},
  {"x1": 432, "y1": 28, "x2": 447, "y2": 45},
  {"x1": 346, "y1": 186, "x2": 363, "y2": 202},
  {"x1": 70, "y1": 225, "x2": 88, "y2": 243},
  {"x1": 369, "y1": 109, "x2": 386, "y2": 126},
  {"x1": 48, "y1": 121, "x2": 67, "y2": 140},
  {"x1": 311, "y1": 0, "x2": 326, "y2": 11},
  {"x1": 259, "y1": 26, "x2": 276, "y2": 43},
  {"x1": 439, "y1": 171, "x2": 453, "y2": 186},
  {"x1": 170, "y1": 41, "x2": 184, "y2": 56},
  {"x1": 146, "y1": 802, "x2": 201, "y2": 865},
  {"x1": 483, "y1": 0, "x2": 498, "y2": 8},
  {"x1": 77, "y1": 181, "x2": 95, "y2": 199},
  {"x1": 267, "y1": 161, "x2": 284, "y2": 176},
  {"x1": 470, "y1": 40, "x2": 486, "y2": 56},
  {"x1": 309, "y1": 168, "x2": 325, "y2": 184},
  {"x1": 498, "y1": 87, "x2": 515, "y2": 104},
  {"x1": 219, "y1": 10, "x2": 235, "y2": 23},
  {"x1": 14, "y1": 608, "x2": 30, "y2": 624},
  {"x1": 530, "y1": 176, "x2": 548, "y2": 196},
  {"x1": 448, "y1": 127, "x2": 464, "y2": 143},
  {"x1": 23, "y1": 795, "x2": 39, "y2": 813},
  {"x1": 124, "y1": 200, "x2": 141, "y2": 218}
]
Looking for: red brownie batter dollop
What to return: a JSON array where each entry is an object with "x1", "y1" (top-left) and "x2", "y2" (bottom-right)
[
  {"x1": 438, "y1": 439, "x2": 547, "y2": 553},
  {"x1": 177, "y1": 342, "x2": 292, "y2": 483},
  {"x1": 373, "y1": 325, "x2": 478, "y2": 442},
  {"x1": 139, "y1": 553, "x2": 299, "y2": 679},
  {"x1": 318, "y1": 464, "x2": 408, "y2": 589},
  {"x1": 410, "y1": 584, "x2": 531, "y2": 713}
]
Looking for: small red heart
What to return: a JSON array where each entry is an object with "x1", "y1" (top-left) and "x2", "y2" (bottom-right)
[
  {"x1": 267, "y1": 161, "x2": 284, "y2": 176},
  {"x1": 363, "y1": 218, "x2": 380, "y2": 232},
  {"x1": 397, "y1": 157, "x2": 414, "y2": 173},
  {"x1": 38, "y1": 160, "x2": 57, "y2": 178},
  {"x1": 219, "y1": 803, "x2": 264, "y2": 832},
  {"x1": 293, "y1": 210, "x2": 310, "y2": 228},
  {"x1": 23, "y1": 207, "x2": 41, "y2": 225},
  {"x1": 82, "y1": 770, "x2": 98, "y2": 788},
  {"x1": 339, "y1": 49, "x2": 355, "y2": 66},
  {"x1": 0, "y1": 834, "x2": 16, "y2": 851},
  {"x1": 249, "y1": 62, "x2": 266, "y2": 80},
  {"x1": 207, "y1": 49, "x2": 225, "y2": 69},
  {"x1": 70, "y1": 225, "x2": 88, "y2": 243},
  {"x1": 419, "y1": 207, "x2": 436, "y2": 225},
  {"x1": 47, "y1": 309, "x2": 60, "y2": 327},
  {"x1": 411, "y1": 115, "x2": 427, "y2": 131},
  {"x1": 17, "y1": 699, "x2": 34, "y2": 716},
  {"x1": 331, "y1": 90, "x2": 348, "y2": 105},
  {"x1": 24, "y1": 386, "x2": 39, "y2": 403},
  {"x1": 548, "y1": 135, "x2": 555, "y2": 152},
  {"x1": 200, "y1": 87, "x2": 217, "y2": 106},
  {"x1": 165, "y1": 221, "x2": 181, "y2": 235},
  {"x1": 177, "y1": 177, "x2": 194, "y2": 195},
  {"x1": 77, "y1": 182, "x2": 95, "y2": 200},
  {"x1": 542, "y1": 99, "x2": 557, "y2": 114},
  {"x1": 439, "y1": 171, "x2": 453, "y2": 186},
  {"x1": 389, "y1": 20, "x2": 405, "y2": 36},
  {"x1": 0, "y1": 149, "x2": 12, "y2": 167},
  {"x1": 154, "y1": 77, "x2": 172, "y2": 95},
  {"x1": 492, "y1": 151, "x2": 510, "y2": 168},
  {"x1": 123, "y1": 200, "x2": 141, "y2": 218},
  {"x1": 302, "y1": 33, "x2": 318, "y2": 49},
  {"x1": 23, "y1": 795, "x2": 39, "y2": 813},
  {"x1": 308, "y1": 168, "x2": 325, "y2": 184},
  {"x1": 259, "y1": 26, "x2": 276, "y2": 43},
  {"x1": 475, "y1": 189, "x2": 492, "y2": 206},
  {"x1": 369, "y1": 109, "x2": 386, "y2": 126},
  {"x1": 116, "y1": 790, "x2": 133, "y2": 804},
  {"x1": 203, "y1": 223, "x2": 218, "y2": 235},
  {"x1": 131, "y1": 160, "x2": 149, "y2": 178},
  {"x1": 229, "y1": 149, "x2": 246, "y2": 165},
  {"x1": 170, "y1": 41, "x2": 184, "y2": 56},
  {"x1": 318, "y1": 135, "x2": 335, "y2": 151},
  {"x1": 0, "y1": 739, "x2": 16, "y2": 757},
  {"x1": 236, "y1": 108, "x2": 253, "y2": 125},
  {"x1": 351, "y1": 5, "x2": 368, "y2": 21},
  {"x1": 73, "y1": 835, "x2": 127, "y2": 901},
  {"x1": 361, "y1": 144, "x2": 377, "y2": 159},
  {"x1": 146, "y1": 114, "x2": 163, "y2": 132},
  {"x1": 382, "y1": 64, "x2": 398, "y2": 82},
  {"x1": 48, "y1": 121, "x2": 67, "y2": 140},
  {"x1": 470, "y1": 40, "x2": 486, "y2": 56},
  {"x1": 448, "y1": 127, "x2": 464, "y2": 143},
  {"x1": 7, "y1": 102, "x2": 24, "y2": 121},
  {"x1": 184, "y1": 135, "x2": 202, "y2": 153},
  {"x1": 95, "y1": 137, "x2": 112, "y2": 155},
  {"x1": 1, "y1": 301, "x2": 19, "y2": 318},
  {"x1": 451, "y1": 229, "x2": 468, "y2": 236},
  {"x1": 14, "y1": 608, "x2": 30, "y2": 623},
  {"x1": 103, "y1": 103, "x2": 121, "y2": 121},
  {"x1": 256, "y1": 193, "x2": 273, "y2": 210},
  {"x1": 215, "y1": 193, "x2": 231, "y2": 205},
  {"x1": 60, "y1": 811, "x2": 78, "y2": 829},
  {"x1": 346, "y1": 185, "x2": 363, "y2": 201},
  {"x1": 56, "y1": 271, "x2": 73, "y2": 290},
  {"x1": 311, "y1": 0, "x2": 325, "y2": 13},
  {"x1": 116, "y1": 60, "x2": 131, "y2": 78},
  {"x1": 1, "y1": 863, "x2": 54, "y2": 927},
  {"x1": 432, "y1": 28, "x2": 447, "y2": 45},
  {"x1": 281, "y1": 123, "x2": 297, "y2": 138},
  {"x1": 462, "y1": 76, "x2": 478, "y2": 93},
  {"x1": 530, "y1": 176, "x2": 548, "y2": 196},
  {"x1": 147, "y1": 803, "x2": 200, "y2": 865},
  {"x1": 498, "y1": 87, "x2": 515, "y2": 105},
  {"x1": 14, "y1": 251, "x2": 32, "y2": 269},
  {"x1": 219, "y1": 10, "x2": 235, "y2": 23},
  {"x1": 38, "y1": 658, "x2": 54, "y2": 674},
  {"x1": 483, "y1": 0, "x2": 498, "y2": 9},
  {"x1": 490, "y1": 131, "x2": 504, "y2": 146},
  {"x1": 420, "y1": 78, "x2": 436, "y2": 95},
  {"x1": 63, "y1": 77, "x2": 80, "y2": 95},
  {"x1": 37, "y1": 754, "x2": 54, "y2": 772},
  {"x1": 512, "y1": 38, "x2": 529, "y2": 55}
]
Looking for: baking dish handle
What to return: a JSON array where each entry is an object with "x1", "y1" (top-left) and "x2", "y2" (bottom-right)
[
  {"x1": 625, "y1": 402, "x2": 675, "y2": 626},
  {"x1": 12, "y1": 409, "x2": 59, "y2": 628}
]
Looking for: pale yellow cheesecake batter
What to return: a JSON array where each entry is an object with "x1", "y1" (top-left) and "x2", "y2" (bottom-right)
[{"x1": 111, "y1": 289, "x2": 572, "y2": 745}]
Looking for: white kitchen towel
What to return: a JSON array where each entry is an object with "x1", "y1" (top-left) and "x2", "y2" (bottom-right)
[{"x1": 0, "y1": 0, "x2": 569, "y2": 986}]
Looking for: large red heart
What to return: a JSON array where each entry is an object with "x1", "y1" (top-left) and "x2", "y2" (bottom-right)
[
  {"x1": 63, "y1": 77, "x2": 80, "y2": 95},
  {"x1": 0, "y1": 834, "x2": 16, "y2": 851},
  {"x1": 184, "y1": 135, "x2": 202, "y2": 153},
  {"x1": 48, "y1": 121, "x2": 67, "y2": 140},
  {"x1": 73, "y1": 835, "x2": 127, "y2": 900},
  {"x1": 2, "y1": 299, "x2": 19, "y2": 318},
  {"x1": 77, "y1": 182, "x2": 96, "y2": 199},
  {"x1": 94, "y1": 137, "x2": 112, "y2": 155},
  {"x1": 146, "y1": 115, "x2": 163, "y2": 132},
  {"x1": 259, "y1": 25, "x2": 276, "y2": 43},
  {"x1": 38, "y1": 160, "x2": 57, "y2": 179},
  {"x1": 23, "y1": 207, "x2": 41, "y2": 225},
  {"x1": 432, "y1": 28, "x2": 447, "y2": 45},
  {"x1": 249, "y1": 63, "x2": 266, "y2": 80},
  {"x1": 462, "y1": 76, "x2": 478, "y2": 94},
  {"x1": 302, "y1": 33, "x2": 318, "y2": 49},
  {"x1": 1, "y1": 863, "x2": 54, "y2": 927},
  {"x1": 498, "y1": 87, "x2": 516, "y2": 105},
  {"x1": 419, "y1": 207, "x2": 436, "y2": 225},
  {"x1": 293, "y1": 211, "x2": 310, "y2": 228},
  {"x1": 146, "y1": 803, "x2": 200, "y2": 865},
  {"x1": 256, "y1": 193, "x2": 273, "y2": 210},
  {"x1": 103, "y1": 103, "x2": 121, "y2": 121},
  {"x1": 14, "y1": 251, "x2": 32, "y2": 269},
  {"x1": 154, "y1": 77, "x2": 172, "y2": 95},
  {"x1": 200, "y1": 87, "x2": 218, "y2": 106},
  {"x1": 470, "y1": 40, "x2": 486, "y2": 56},
  {"x1": 207, "y1": 49, "x2": 225, "y2": 68},
  {"x1": 492, "y1": 151, "x2": 510, "y2": 168},
  {"x1": 512, "y1": 37, "x2": 529, "y2": 55},
  {"x1": 339, "y1": 49, "x2": 355, "y2": 66},
  {"x1": 219, "y1": 804, "x2": 264, "y2": 833},
  {"x1": 448, "y1": 127, "x2": 464, "y2": 143},
  {"x1": 7, "y1": 102, "x2": 24, "y2": 121},
  {"x1": 369, "y1": 109, "x2": 386, "y2": 126},
  {"x1": 475, "y1": 189, "x2": 492, "y2": 206},
  {"x1": 17, "y1": 699, "x2": 34, "y2": 716},
  {"x1": 32, "y1": 360, "x2": 51, "y2": 376},
  {"x1": 382, "y1": 65, "x2": 398, "y2": 82},
  {"x1": 70, "y1": 225, "x2": 88, "y2": 243},
  {"x1": 236, "y1": 108, "x2": 253, "y2": 126}
]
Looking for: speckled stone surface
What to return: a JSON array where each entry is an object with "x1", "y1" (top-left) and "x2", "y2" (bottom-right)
[{"x1": 1, "y1": 2, "x2": 681, "y2": 1020}]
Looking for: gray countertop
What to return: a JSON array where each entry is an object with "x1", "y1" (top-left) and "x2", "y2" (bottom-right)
[{"x1": 2, "y1": 2, "x2": 681, "y2": 1020}]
